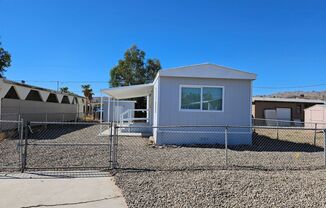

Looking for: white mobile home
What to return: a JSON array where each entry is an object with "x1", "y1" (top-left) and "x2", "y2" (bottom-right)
[{"x1": 102, "y1": 63, "x2": 256, "y2": 145}]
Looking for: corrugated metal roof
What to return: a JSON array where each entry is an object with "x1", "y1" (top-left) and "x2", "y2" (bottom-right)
[{"x1": 2, "y1": 78, "x2": 84, "y2": 98}]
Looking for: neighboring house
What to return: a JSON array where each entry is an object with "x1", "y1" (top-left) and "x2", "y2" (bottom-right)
[
  {"x1": 102, "y1": 63, "x2": 256, "y2": 145},
  {"x1": 252, "y1": 97, "x2": 325, "y2": 125},
  {"x1": 304, "y1": 105, "x2": 326, "y2": 128},
  {"x1": 0, "y1": 78, "x2": 85, "y2": 127}
]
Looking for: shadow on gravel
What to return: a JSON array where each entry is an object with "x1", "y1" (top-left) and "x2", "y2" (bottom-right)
[
  {"x1": 113, "y1": 165, "x2": 326, "y2": 174},
  {"x1": 0, "y1": 170, "x2": 111, "y2": 179},
  {"x1": 28, "y1": 124, "x2": 94, "y2": 140},
  {"x1": 159, "y1": 133, "x2": 324, "y2": 153},
  {"x1": 229, "y1": 133, "x2": 324, "y2": 153}
]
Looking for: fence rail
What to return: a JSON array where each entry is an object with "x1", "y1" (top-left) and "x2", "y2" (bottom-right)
[{"x1": 253, "y1": 118, "x2": 326, "y2": 129}]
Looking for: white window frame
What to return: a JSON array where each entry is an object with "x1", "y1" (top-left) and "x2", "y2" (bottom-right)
[{"x1": 179, "y1": 85, "x2": 224, "y2": 112}]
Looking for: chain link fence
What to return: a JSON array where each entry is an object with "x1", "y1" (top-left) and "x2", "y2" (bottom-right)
[
  {"x1": 0, "y1": 120, "x2": 23, "y2": 171},
  {"x1": 113, "y1": 125, "x2": 326, "y2": 171},
  {"x1": 1, "y1": 120, "x2": 325, "y2": 172}
]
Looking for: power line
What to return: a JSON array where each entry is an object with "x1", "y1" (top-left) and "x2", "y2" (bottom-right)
[
  {"x1": 12, "y1": 79, "x2": 326, "y2": 90},
  {"x1": 60, "y1": 81, "x2": 108, "y2": 84},
  {"x1": 254, "y1": 83, "x2": 326, "y2": 89},
  {"x1": 14, "y1": 80, "x2": 108, "y2": 83}
]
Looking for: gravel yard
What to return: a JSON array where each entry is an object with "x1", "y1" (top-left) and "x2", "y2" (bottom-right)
[
  {"x1": 115, "y1": 169, "x2": 326, "y2": 208},
  {"x1": 117, "y1": 134, "x2": 325, "y2": 171},
  {"x1": 115, "y1": 132, "x2": 326, "y2": 207},
  {"x1": 0, "y1": 137, "x2": 21, "y2": 170},
  {"x1": 0, "y1": 124, "x2": 111, "y2": 171}
]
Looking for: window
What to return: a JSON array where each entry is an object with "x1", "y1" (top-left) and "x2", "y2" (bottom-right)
[
  {"x1": 180, "y1": 86, "x2": 224, "y2": 111},
  {"x1": 181, "y1": 87, "x2": 201, "y2": 110},
  {"x1": 202, "y1": 87, "x2": 223, "y2": 111}
]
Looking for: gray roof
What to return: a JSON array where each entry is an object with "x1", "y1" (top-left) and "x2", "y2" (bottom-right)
[
  {"x1": 308, "y1": 104, "x2": 326, "y2": 108},
  {"x1": 2, "y1": 78, "x2": 84, "y2": 98},
  {"x1": 252, "y1": 97, "x2": 326, "y2": 104},
  {"x1": 158, "y1": 63, "x2": 257, "y2": 80}
]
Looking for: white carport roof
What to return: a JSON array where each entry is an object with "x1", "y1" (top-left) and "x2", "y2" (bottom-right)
[{"x1": 101, "y1": 83, "x2": 153, "y2": 99}]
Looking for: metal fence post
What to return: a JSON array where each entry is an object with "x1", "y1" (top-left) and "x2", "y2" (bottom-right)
[
  {"x1": 276, "y1": 121, "x2": 279, "y2": 140},
  {"x1": 19, "y1": 119, "x2": 24, "y2": 172},
  {"x1": 112, "y1": 124, "x2": 118, "y2": 169},
  {"x1": 314, "y1": 123, "x2": 317, "y2": 146},
  {"x1": 324, "y1": 130, "x2": 326, "y2": 167},
  {"x1": 109, "y1": 122, "x2": 113, "y2": 169},
  {"x1": 21, "y1": 121, "x2": 29, "y2": 173},
  {"x1": 225, "y1": 126, "x2": 228, "y2": 166}
]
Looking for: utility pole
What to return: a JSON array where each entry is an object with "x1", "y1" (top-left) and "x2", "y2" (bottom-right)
[{"x1": 56, "y1": 81, "x2": 60, "y2": 91}]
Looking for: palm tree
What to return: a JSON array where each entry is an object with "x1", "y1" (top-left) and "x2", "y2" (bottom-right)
[
  {"x1": 81, "y1": 84, "x2": 94, "y2": 115},
  {"x1": 60, "y1": 87, "x2": 70, "y2": 93}
]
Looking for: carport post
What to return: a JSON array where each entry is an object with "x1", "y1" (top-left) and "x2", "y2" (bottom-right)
[
  {"x1": 100, "y1": 94, "x2": 103, "y2": 122},
  {"x1": 100, "y1": 94, "x2": 103, "y2": 133},
  {"x1": 225, "y1": 126, "x2": 228, "y2": 166},
  {"x1": 108, "y1": 97, "x2": 111, "y2": 123}
]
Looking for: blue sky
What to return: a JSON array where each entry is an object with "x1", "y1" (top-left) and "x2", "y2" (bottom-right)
[{"x1": 1, "y1": 0, "x2": 325, "y2": 96}]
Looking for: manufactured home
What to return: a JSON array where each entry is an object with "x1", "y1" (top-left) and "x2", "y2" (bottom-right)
[{"x1": 102, "y1": 63, "x2": 256, "y2": 145}]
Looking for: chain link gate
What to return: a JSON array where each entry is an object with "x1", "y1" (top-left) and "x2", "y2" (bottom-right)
[{"x1": 21, "y1": 121, "x2": 113, "y2": 171}]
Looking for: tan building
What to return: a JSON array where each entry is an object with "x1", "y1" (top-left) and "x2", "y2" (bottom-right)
[
  {"x1": 252, "y1": 97, "x2": 325, "y2": 124},
  {"x1": 0, "y1": 78, "x2": 86, "y2": 127}
]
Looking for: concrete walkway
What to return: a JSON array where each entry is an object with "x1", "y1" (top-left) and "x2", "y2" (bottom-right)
[{"x1": 0, "y1": 172, "x2": 128, "y2": 208}]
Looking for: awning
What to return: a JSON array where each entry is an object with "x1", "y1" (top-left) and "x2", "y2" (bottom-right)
[{"x1": 101, "y1": 83, "x2": 153, "y2": 99}]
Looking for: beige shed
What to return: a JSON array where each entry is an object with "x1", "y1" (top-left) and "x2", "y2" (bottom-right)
[{"x1": 304, "y1": 105, "x2": 326, "y2": 128}]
